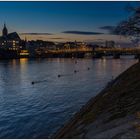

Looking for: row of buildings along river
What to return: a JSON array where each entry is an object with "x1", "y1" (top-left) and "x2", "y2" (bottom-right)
[{"x1": 0, "y1": 24, "x2": 116, "y2": 59}]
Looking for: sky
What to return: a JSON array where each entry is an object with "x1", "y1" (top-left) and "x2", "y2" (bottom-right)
[{"x1": 0, "y1": 1, "x2": 139, "y2": 45}]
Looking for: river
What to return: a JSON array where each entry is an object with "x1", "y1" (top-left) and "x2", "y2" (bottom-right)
[{"x1": 0, "y1": 57, "x2": 137, "y2": 138}]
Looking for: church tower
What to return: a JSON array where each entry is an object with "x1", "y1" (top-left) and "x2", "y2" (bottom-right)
[{"x1": 2, "y1": 23, "x2": 8, "y2": 37}]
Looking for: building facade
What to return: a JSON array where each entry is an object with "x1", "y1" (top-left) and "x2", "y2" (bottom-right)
[{"x1": 0, "y1": 23, "x2": 22, "y2": 50}]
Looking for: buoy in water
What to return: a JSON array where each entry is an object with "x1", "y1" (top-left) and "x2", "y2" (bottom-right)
[
  {"x1": 74, "y1": 70, "x2": 77, "y2": 73},
  {"x1": 31, "y1": 81, "x2": 35, "y2": 85},
  {"x1": 87, "y1": 67, "x2": 90, "y2": 70},
  {"x1": 58, "y1": 74, "x2": 61, "y2": 78}
]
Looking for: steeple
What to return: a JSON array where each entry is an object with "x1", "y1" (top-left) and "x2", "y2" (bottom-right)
[
  {"x1": 2, "y1": 23, "x2": 8, "y2": 37},
  {"x1": 25, "y1": 36, "x2": 27, "y2": 42}
]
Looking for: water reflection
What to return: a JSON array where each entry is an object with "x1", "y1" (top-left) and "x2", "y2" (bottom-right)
[{"x1": 0, "y1": 58, "x2": 137, "y2": 138}]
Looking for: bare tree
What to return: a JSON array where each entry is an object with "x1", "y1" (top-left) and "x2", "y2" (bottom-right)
[{"x1": 114, "y1": 6, "x2": 140, "y2": 47}]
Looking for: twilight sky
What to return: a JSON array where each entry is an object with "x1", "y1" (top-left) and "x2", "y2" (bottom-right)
[{"x1": 0, "y1": 1, "x2": 139, "y2": 44}]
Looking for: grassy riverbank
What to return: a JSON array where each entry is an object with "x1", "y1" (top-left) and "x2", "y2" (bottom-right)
[{"x1": 54, "y1": 62, "x2": 140, "y2": 138}]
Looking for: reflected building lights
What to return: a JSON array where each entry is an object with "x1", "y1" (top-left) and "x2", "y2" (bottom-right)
[
  {"x1": 19, "y1": 58, "x2": 28, "y2": 73},
  {"x1": 20, "y1": 58, "x2": 28, "y2": 64}
]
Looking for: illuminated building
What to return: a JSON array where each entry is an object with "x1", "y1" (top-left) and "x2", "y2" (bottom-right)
[{"x1": 0, "y1": 23, "x2": 22, "y2": 50}]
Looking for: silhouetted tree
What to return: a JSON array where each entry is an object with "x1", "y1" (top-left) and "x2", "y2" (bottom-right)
[{"x1": 114, "y1": 6, "x2": 140, "y2": 47}]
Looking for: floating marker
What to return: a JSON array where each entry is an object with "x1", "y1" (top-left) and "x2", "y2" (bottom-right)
[
  {"x1": 31, "y1": 81, "x2": 35, "y2": 85},
  {"x1": 31, "y1": 66, "x2": 92, "y2": 85},
  {"x1": 31, "y1": 80, "x2": 48, "y2": 85},
  {"x1": 74, "y1": 70, "x2": 79, "y2": 73}
]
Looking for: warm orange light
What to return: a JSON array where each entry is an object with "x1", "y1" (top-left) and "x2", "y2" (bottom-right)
[
  {"x1": 21, "y1": 50, "x2": 29, "y2": 53},
  {"x1": 20, "y1": 50, "x2": 29, "y2": 56},
  {"x1": 20, "y1": 53, "x2": 29, "y2": 55}
]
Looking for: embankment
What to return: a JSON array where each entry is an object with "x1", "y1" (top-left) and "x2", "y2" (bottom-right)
[{"x1": 54, "y1": 62, "x2": 140, "y2": 138}]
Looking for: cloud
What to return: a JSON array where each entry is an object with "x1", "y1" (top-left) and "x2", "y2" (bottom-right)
[
  {"x1": 62, "y1": 31, "x2": 104, "y2": 35},
  {"x1": 20, "y1": 33, "x2": 53, "y2": 35},
  {"x1": 97, "y1": 39, "x2": 105, "y2": 41},
  {"x1": 99, "y1": 26, "x2": 115, "y2": 33},
  {"x1": 49, "y1": 37, "x2": 64, "y2": 40}
]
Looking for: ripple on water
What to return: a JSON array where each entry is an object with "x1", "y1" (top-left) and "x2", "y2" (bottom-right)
[{"x1": 0, "y1": 58, "x2": 137, "y2": 138}]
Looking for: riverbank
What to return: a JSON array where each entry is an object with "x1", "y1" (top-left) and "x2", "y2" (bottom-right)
[{"x1": 54, "y1": 62, "x2": 140, "y2": 138}]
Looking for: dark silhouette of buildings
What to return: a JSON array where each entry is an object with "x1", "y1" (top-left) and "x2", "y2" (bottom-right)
[{"x1": 105, "y1": 41, "x2": 115, "y2": 48}]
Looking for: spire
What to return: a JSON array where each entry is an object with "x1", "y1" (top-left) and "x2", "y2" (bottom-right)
[
  {"x1": 2, "y1": 22, "x2": 8, "y2": 37},
  {"x1": 24, "y1": 36, "x2": 28, "y2": 49},
  {"x1": 25, "y1": 36, "x2": 27, "y2": 42},
  {"x1": 4, "y1": 22, "x2": 6, "y2": 28}
]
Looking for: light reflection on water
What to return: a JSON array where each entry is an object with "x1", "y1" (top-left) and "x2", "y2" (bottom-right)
[{"x1": 0, "y1": 57, "x2": 137, "y2": 138}]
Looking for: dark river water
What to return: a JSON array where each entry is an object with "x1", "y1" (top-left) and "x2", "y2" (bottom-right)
[{"x1": 0, "y1": 57, "x2": 137, "y2": 138}]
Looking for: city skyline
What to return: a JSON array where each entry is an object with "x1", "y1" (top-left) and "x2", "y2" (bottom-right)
[{"x1": 0, "y1": 1, "x2": 139, "y2": 45}]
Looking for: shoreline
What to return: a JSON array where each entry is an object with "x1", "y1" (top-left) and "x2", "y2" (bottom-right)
[{"x1": 53, "y1": 62, "x2": 140, "y2": 138}]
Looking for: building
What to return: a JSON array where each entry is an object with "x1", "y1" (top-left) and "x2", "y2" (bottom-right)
[
  {"x1": 0, "y1": 23, "x2": 22, "y2": 50},
  {"x1": 105, "y1": 41, "x2": 115, "y2": 48}
]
